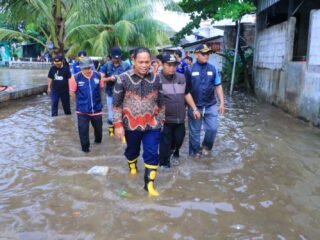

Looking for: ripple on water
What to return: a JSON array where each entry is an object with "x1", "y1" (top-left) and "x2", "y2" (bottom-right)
[{"x1": 1, "y1": 93, "x2": 320, "y2": 239}]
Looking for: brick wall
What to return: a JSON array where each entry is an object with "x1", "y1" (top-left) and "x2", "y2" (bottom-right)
[
  {"x1": 255, "y1": 19, "x2": 295, "y2": 69},
  {"x1": 308, "y1": 10, "x2": 320, "y2": 66}
]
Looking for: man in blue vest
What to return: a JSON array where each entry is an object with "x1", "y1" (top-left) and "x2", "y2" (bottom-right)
[
  {"x1": 175, "y1": 49, "x2": 188, "y2": 74},
  {"x1": 100, "y1": 47, "x2": 131, "y2": 136},
  {"x1": 185, "y1": 44, "x2": 225, "y2": 159},
  {"x1": 71, "y1": 50, "x2": 87, "y2": 74},
  {"x1": 69, "y1": 57, "x2": 104, "y2": 153}
]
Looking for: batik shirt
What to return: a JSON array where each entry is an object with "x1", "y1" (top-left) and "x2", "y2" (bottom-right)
[{"x1": 113, "y1": 70, "x2": 165, "y2": 131}]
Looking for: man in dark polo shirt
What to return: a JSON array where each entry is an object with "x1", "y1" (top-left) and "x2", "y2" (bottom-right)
[
  {"x1": 159, "y1": 54, "x2": 200, "y2": 168},
  {"x1": 47, "y1": 55, "x2": 72, "y2": 117},
  {"x1": 185, "y1": 44, "x2": 225, "y2": 159}
]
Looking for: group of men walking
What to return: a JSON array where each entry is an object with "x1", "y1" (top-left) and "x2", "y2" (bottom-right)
[{"x1": 47, "y1": 44, "x2": 224, "y2": 196}]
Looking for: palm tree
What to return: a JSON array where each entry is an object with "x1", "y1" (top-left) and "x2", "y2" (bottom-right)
[
  {"x1": 0, "y1": 0, "x2": 81, "y2": 55},
  {"x1": 66, "y1": 0, "x2": 175, "y2": 57},
  {"x1": 0, "y1": 0, "x2": 177, "y2": 57}
]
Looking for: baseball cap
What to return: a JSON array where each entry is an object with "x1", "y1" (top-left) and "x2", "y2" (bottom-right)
[
  {"x1": 161, "y1": 54, "x2": 179, "y2": 64},
  {"x1": 111, "y1": 47, "x2": 122, "y2": 59},
  {"x1": 194, "y1": 44, "x2": 212, "y2": 53},
  {"x1": 78, "y1": 50, "x2": 87, "y2": 57},
  {"x1": 79, "y1": 57, "x2": 93, "y2": 69},
  {"x1": 175, "y1": 49, "x2": 182, "y2": 57},
  {"x1": 52, "y1": 55, "x2": 63, "y2": 62}
]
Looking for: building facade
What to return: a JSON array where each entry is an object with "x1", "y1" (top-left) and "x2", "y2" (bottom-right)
[{"x1": 253, "y1": 0, "x2": 320, "y2": 126}]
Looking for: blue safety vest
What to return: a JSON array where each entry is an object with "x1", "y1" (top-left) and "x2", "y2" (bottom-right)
[{"x1": 74, "y1": 71, "x2": 103, "y2": 114}]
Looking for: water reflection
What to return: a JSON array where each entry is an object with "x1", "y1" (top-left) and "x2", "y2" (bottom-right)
[{"x1": 0, "y1": 92, "x2": 319, "y2": 239}]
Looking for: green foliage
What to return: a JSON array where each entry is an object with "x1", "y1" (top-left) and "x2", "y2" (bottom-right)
[
  {"x1": 65, "y1": 0, "x2": 173, "y2": 57},
  {"x1": 174, "y1": 0, "x2": 255, "y2": 43},
  {"x1": 218, "y1": 46, "x2": 253, "y2": 87},
  {"x1": 0, "y1": 0, "x2": 176, "y2": 56}
]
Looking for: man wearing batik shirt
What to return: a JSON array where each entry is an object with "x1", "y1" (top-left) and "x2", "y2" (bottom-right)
[{"x1": 113, "y1": 47, "x2": 165, "y2": 197}]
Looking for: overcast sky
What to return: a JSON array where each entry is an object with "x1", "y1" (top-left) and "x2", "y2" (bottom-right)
[{"x1": 153, "y1": 5, "x2": 190, "y2": 32}]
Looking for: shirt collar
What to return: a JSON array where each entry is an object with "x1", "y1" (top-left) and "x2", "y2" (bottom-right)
[{"x1": 129, "y1": 69, "x2": 153, "y2": 79}]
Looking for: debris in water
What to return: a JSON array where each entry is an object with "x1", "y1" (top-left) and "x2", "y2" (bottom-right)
[{"x1": 87, "y1": 166, "x2": 109, "y2": 176}]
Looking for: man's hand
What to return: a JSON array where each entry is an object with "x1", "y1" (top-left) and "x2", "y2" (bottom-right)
[
  {"x1": 47, "y1": 88, "x2": 51, "y2": 96},
  {"x1": 115, "y1": 126, "x2": 125, "y2": 141},
  {"x1": 105, "y1": 76, "x2": 116, "y2": 82},
  {"x1": 193, "y1": 110, "x2": 201, "y2": 120},
  {"x1": 218, "y1": 104, "x2": 225, "y2": 115}
]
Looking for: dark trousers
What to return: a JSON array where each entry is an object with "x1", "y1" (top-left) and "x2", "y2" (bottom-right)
[
  {"x1": 51, "y1": 90, "x2": 71, "y2": 116},
  {"x1": 159, "y1": 123, "x2": 186, "y2": 167},
  {"x1": 124, "y1": 129, "x2": 161, "y2": 166},
  {"x1": 77, "y1": 114, "x2": 103, "y2": 151}
]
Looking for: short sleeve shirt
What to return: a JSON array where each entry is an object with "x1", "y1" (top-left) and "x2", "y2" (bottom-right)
[{"x1": 48, "y1": 65, "x2": 71, "y2": 92}]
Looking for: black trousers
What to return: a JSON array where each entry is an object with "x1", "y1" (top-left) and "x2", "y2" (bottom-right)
[
  {"x1": 159, "y1": 123, "x2": 186, "y2": 167},
  {"x1": 77, "y1": 114, "x2": 102, "y2": 151},
  {"x1": 51, "y1": 89, "x2": 71, "y2": 116}
]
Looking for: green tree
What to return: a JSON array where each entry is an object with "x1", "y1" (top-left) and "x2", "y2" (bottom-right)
[
  {"x1": 66, "y1": 0, "x2": 174, "y2": 57},
  {"x1": 0, "y1": 0, "x2": 81, "y2": 55},
  {"x1": 0, "y1": 0, "x2": 176, "y2": 57},
  {"x1": 174, "y1": 0, "x2": 255, "y2": 43},
  {"x1": 175, "y1": 0, "x2": 255, "y2": 92}
]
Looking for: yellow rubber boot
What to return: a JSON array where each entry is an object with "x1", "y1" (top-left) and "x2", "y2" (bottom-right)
[
  {"x1": 108, "y1": 125, "x2": 114, "y2": 137},
  {"x1": 128, "y1": 159, "x2": 138, "y2": 176},
  {"x1": 144, "y1": 164, "x2": 159, "y2": 196}
]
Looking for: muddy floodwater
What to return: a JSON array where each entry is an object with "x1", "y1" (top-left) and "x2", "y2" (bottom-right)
[{"x1": 0, "y1": 91, "x2": 319, "y2": 240}]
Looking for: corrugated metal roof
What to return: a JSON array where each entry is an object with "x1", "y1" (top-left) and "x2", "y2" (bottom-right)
[{"x1": 257, "y1": 0, "x2": 281, "y2": 13}]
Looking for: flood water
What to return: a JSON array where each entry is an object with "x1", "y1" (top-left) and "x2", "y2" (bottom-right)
[
  {"x1": 0, "y1": 68, "x2": 48, "y2": 90},
  {"x1": 0, "y1": 91, "x2": 319, "y2": 239}
]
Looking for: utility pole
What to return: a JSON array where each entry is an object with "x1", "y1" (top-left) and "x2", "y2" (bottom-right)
[{"x1": 230, "y1": 20, "x2": 240, "y2": 95}]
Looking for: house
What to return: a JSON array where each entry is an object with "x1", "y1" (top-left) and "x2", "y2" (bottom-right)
[{"x1": 253, "y1": 0, "x2": 320, "y2": 126}]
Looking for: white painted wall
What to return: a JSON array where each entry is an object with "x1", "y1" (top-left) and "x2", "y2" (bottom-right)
[
  {"x1": 308, "y1": 10, "x2": 320, "y2": 66},
  {"x1": 255, "y1": 21, "x2": 290, "y2": 69}
]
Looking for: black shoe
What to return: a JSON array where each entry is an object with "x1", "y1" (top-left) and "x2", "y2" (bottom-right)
[
  {"x1": 173, "y1": 149, "x2": 179, "y2": 158},
  {"x1": 82, "y1": 148, "x2": 90, "y2": 153},
  {"x1": 94, "y1": 140, "x2": 101, "y2": 144}
]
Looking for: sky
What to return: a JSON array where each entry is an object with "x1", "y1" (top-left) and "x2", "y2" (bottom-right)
[{"x1": 153, "y1": 4, "x2": 190, "y2": 32}]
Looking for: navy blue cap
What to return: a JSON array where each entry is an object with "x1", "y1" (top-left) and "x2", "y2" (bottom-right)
[
  {"x1": 161, "y1": 54, "x2": 179, "y2": 64},
  {"x1": 175, "y1": 49, "x2": 182, "y2": 57},
  {"x1": 111, "y1": 47, "x2": 122, "y2": 58},
  {"x1": 53, "y1": 55, "x2": 63, "y2": 62},
  {"x1": 194, "y1": 44, "x2": 212, "y2": 53},
  {"x1": 78, "y1": 50, "x2": 87, "y2": 57}
]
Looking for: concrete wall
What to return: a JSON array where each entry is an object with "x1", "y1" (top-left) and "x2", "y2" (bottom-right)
[
  {"x1": 254, "y1": 15, "x2": 320, "y2": 126},
  {"x1": 308, "y1": 10, "x2": 320, "y2": 65},
  {"x1": 254, "y1": 19, "x2": 296, "y2": 69},
  {"x1": 0, "y1": 85, "x2": 47, "y2": 103},
  {"x1": 9, "y1": 61, "x2": 51, "y2": 70},
  {"x1": 224, "y1": 23, "x2": 255, "y2": 49}
]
